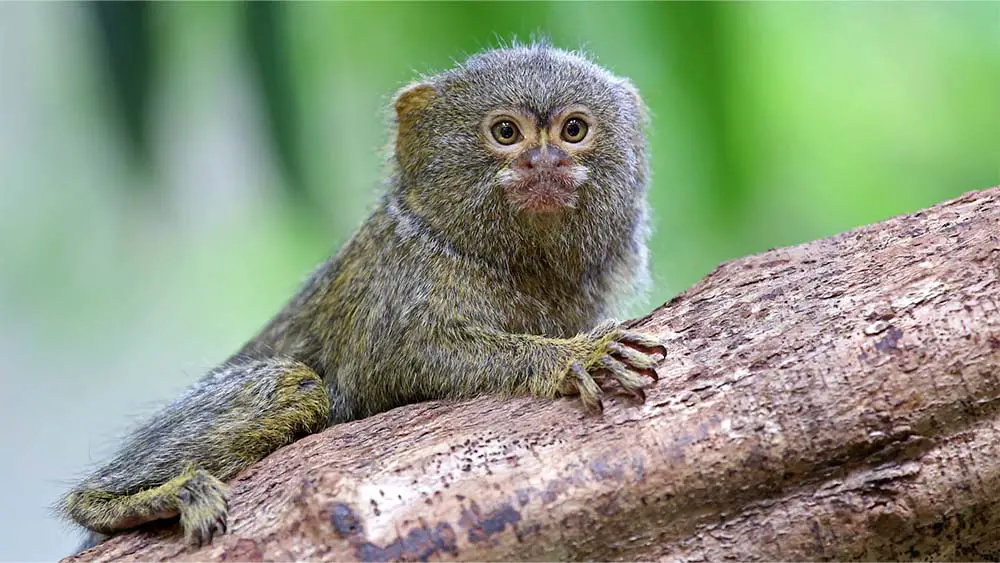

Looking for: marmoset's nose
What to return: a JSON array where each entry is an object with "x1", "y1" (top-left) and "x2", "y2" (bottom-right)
[{"x1": 514, "y1": 146, "x2": 573, "y2": 172}]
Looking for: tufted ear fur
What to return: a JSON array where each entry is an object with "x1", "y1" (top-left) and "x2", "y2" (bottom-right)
[
  {"x1": 392, "y1": 82, "x2": 438, "y2": 172},
  {"x1": 394, "y1": 82, "x2": 437, "y2": 123}
]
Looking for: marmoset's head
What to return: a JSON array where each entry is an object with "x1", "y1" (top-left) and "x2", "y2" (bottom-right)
[{"x1": 391, "y1": 44, "x2": 649, "y2": 225}]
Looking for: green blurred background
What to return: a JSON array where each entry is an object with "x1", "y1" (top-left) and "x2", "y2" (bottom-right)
[{"x1": 0, "y1": 2, "x2": 997, "y2": 560}]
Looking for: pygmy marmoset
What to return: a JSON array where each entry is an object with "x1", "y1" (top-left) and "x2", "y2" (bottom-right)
[{"x1": 59, "y1": 43, "x2": 666, "y2": 550}]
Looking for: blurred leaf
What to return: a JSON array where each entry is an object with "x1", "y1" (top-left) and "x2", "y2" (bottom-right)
[
  {"x1": 243, "y1": 2, "x2": 309, "y2": 205},
  {"x1": 91, "y1": 1, "x2": 154, "y2": 180}
]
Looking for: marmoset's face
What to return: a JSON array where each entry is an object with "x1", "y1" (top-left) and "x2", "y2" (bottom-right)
[
  {"x1": 480, "y1": 105, "x2": 595, "y2": 214},
  {"x1": 399, "y1": 45, "x2": 646, "y2": 228},
  {"x1": 443, "y1": 47, "x2": 644, "y2": 220}
]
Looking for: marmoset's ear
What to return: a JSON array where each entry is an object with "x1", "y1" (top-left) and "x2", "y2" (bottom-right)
[
  {"x1": 392, "y1": 82, "x2": 438, "y2": 172},
  {"x1": 393, "y1": 82, "x2": 438, "y2": 131}
]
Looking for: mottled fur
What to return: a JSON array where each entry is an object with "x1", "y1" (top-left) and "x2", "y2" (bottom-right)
[{"x1": 61, "y1": 44, "x2": 663, "y2": 550}]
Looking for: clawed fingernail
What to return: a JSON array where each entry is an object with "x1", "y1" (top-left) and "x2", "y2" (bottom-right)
[{"x1": 642, "y1": 367, "x2": 659, "y2": 382}]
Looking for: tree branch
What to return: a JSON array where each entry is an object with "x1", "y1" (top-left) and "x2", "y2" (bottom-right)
[{"x1": 67, "y1": 187, "x2": 1000, "y2": 562}]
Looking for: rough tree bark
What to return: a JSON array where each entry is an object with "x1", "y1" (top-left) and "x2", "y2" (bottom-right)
[{"x1": 68, "y1": 187, "x2": 1000, "y2": 562}]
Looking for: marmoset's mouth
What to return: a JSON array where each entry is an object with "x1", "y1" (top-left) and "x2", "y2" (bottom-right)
[{"x1": 498, "y1": 166, "x2": 588, "y2": 214}]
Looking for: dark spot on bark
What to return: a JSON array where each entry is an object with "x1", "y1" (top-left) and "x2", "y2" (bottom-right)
[
  {"x1": 540, "y1": 480, "x2": 561, "y2": 504},
  {"x1": 514, "y1": 522, "x2": 541, "y2": 542},
  {"x1": 459, "y1": 500, "x2": 522, "y2": 544},
  {"x1": 931, "y1": 519, "x2": 946, "y2": 534},
  {"x1": 433, "y1": 522, "x2": 459, "y2": 555},
  {"x1": 560, "y1": 510, "x2": 597, "y2": 531},
  {"x1": 631, "y1": 454, "x2": 646, "y2": 481},
  {"x1": 354, "y1": 522, "x2": 458, "y2": 562},
  {"x1": 875, "y1": 326, "x2": 904, "y2": 353},
  {"x1": 590, "y1": 458, "x2": 625, "y2": 482},
  {"x1": 676, "y1": 431, "x2": 695, "y2": 446},
  {"x1": 988, "y1": 334, "x2": 1000, "y2": 350},
  {"x1": 744, "y1": 444, "x2": 777, "y2": 472},
  {"x1": 810, "y1": 519, "x2": 825, "y2": 557},
  {"x1": 760, "y1": 288, "x2": 783, "y2": 301},
  {"x1": 515, "y1": 488, "x2": 532, "y2": 506},
  {"x1": 595, "y1": 493, "x2": 621, "y2": 516},
  {"x1": 330, "y1": 502, "x2": 363, "y2": 537}
]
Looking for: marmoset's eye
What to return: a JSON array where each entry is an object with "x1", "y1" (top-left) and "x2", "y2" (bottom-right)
[
  {"x1": 490, "y1": 120, "x2": 522, "y2": 145},
  {"x1": 561, "y1": 117, "x2": 589, "y2": 143}
]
